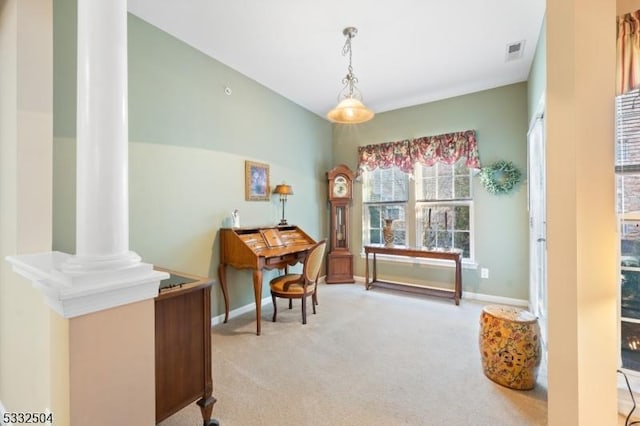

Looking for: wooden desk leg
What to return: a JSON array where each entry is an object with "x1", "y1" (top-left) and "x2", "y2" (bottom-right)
[
  {"x1": 365, "y1": 252, "x2": 370, "y2": 290},
  {"x1": 217, "y1": 264, "x2": 230, "y2": 323},
  {"x1": 252, "y1": 269, "x2": 263, "y2": 336}
]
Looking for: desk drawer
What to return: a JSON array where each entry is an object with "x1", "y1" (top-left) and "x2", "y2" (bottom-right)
[{"x1": 265, "y1": 253, "x2": 301, "y2": 266}]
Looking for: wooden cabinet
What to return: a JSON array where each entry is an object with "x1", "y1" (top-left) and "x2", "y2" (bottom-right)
[{"x1": 154, "y1": 268, "x2": 218, "y2": 425}]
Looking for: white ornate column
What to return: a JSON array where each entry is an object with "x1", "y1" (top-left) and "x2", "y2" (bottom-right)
[{"x1": 6, "y1": 0, "x2": 167, "y2": 318}]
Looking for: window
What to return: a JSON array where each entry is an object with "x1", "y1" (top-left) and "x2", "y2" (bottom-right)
[
  {"x1": 362, "y1": 159, "x2": 474, "y2": 260},
  {"x1": 415, "y1": 161, "x2": 473, "y2": 258},
  {"x1": 616, "y1": 89, "x2": 640, "y2": 372},
  {"x1": 362, "y1": 167, "x2": 408, "y2": 246}
]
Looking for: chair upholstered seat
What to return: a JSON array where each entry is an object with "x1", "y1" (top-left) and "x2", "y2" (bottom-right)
[
  {"x1": 268, "y1": 240, "x2": 326, "y2": 325},
  {"x1": 270, "y1": 274, "x2": 316, "y2": 294}
]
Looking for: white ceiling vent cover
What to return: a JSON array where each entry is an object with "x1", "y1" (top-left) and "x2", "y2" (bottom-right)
[{"x1": 505, "y1": 40, "x2": 525, "y2": 61}]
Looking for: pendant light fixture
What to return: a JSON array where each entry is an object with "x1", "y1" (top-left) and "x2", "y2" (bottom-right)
[{"x1": 326, "y1": 27, "x2": 375, "y2": 124}]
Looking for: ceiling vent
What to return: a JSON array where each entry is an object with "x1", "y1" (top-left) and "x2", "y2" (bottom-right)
[{"x1": 505, "y1": 40, "x2": 525, "y2": 61}]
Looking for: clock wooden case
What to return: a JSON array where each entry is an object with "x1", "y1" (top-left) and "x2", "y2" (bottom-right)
[{"x1": 326, "y1": 164, "x2": 355, "y2": 284}]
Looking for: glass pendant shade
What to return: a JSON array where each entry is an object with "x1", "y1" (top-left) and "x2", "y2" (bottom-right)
[
  {"x1": 326, "y1": 27, "x2": 374, "y2": 125},
  {"x1": 327, "y1": 97, "x2": 375, "y2": 124}
]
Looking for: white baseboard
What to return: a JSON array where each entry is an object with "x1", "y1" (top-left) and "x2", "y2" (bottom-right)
[
  {"x1": 461, "y1": 291, "x2": 528, "y2": 307},
  {"x1": 211, "y1": 296, "x2": 271, "y2": 327}
]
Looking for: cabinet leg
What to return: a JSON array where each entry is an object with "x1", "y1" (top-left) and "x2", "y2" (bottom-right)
[{"x1": 197, "y1": 395, "x2": 217, "y2": 426}]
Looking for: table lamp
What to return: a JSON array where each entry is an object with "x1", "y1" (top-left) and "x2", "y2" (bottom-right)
[{"x1": 273, "y1": 184, "x2": 293, "y2": 225}]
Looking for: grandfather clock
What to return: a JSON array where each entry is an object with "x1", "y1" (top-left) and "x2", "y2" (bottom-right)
[{"x1": 326, "y1": 165, "x2": 355, "y2": 284}]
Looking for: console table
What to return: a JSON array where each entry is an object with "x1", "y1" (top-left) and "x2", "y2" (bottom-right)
[{"x1": 363, "y1": 246, "x2": 462, "y2": 305}]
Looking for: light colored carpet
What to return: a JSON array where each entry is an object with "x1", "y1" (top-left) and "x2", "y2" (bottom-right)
[{"x1": 159, "y1": 282, "x2": 548, "y2": 426}]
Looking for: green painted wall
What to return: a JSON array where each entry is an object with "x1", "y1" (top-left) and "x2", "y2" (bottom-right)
[
  {"x1": 333, "y1": 83, "x2": 530, "y2": 300},
  {"x1": 53, "y1": 1, "x2": 332, "y2": 315},
  {"x1": 53, "y1": 0, "x2": 531, "y2": 307},
  {"x1": 528, "y1": 16, "x2": 546, "y2": 121}
]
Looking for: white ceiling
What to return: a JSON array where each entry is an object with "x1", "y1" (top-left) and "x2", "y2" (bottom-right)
[{"x1": 127, "y1": 0, "x2": 546, "y2": 119}]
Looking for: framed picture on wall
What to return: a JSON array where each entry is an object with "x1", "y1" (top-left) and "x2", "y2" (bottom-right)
[{"x1": 245, "y1": 160, "x2": 270, "y2": 201}]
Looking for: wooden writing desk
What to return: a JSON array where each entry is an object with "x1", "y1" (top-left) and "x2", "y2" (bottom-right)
[
  {"x1": 155, "y1": 267, "x2": 218, "y2": 425},
  {"x1": 364, "y1": 245, "x2": 462, "y2": 305},
  {"x1": 218, "y1": 225, "x2": 316, "y2": 335}
]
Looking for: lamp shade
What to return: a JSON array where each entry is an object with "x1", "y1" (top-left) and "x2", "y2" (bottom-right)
[
  {"x1": 326, "y1": 98, "x2": 375, "y2": 124},
  {"x1": 273, "y1": 184, "x2": 294, "y2": 195}
]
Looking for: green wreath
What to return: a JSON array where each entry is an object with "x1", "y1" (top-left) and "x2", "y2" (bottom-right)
[{"x1": 479, "y1": 160, "x2": 522, "y2": 195}]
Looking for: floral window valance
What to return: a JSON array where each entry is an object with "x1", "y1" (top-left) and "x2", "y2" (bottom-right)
[
  {"x1": 357, "y1": 140, "x2": 413, "y2": 175},
  {"x1": 356, "y1": 130, "x2": 480, "y2": 177}
]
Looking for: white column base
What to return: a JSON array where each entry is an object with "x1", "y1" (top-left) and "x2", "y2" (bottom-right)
[
  {"x1": 60, "y1": 251, "x2": 142, "y2": 273},
  {"x1": 6, "y1": 251, "x2": 168, "y2": 318}
]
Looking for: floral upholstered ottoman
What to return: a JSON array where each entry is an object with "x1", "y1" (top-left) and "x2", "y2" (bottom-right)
[{"x1": 479, "y1": 304, "x2": 541, "y2": 390}]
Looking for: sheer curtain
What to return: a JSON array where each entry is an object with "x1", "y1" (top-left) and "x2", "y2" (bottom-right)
[{"x1": 617, "y1": 10, "x2": 640, "y2": 95}]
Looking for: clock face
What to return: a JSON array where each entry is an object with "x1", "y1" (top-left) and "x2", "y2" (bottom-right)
[{"x1": 333, "y1": 176, "x2": 348, "y2": 197}]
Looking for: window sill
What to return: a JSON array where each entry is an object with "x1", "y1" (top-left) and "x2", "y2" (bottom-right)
[{"x1": 359, "y1": 250, "x2": 477, "y2": 269}]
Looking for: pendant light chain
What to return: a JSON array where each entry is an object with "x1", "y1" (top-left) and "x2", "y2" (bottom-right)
[
  {"x1": 342, "y1": 31, "x2": 357, "y2": 99},
  {"x1": 325, "y1": 26, "x2": 374, "y2": 124}
]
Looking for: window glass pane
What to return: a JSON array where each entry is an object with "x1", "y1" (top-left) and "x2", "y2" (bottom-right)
[
  {"x1": 618, "y1": 174, "x2": 640, "y2": 214},
  {"x1": 369, "y1": 229, "x2": 380, "y2": 245},
  {"x1": 622, "y1": 222, "x2": 640, "y2": 321},
  {"x1": 363, "y1": 167, "x2": 409, "y2": 202},
  {"x1": 622, "y1": 269, "x2": 640, "y2": 320},
  {"x1": 417, "y1": 203, "x2": 470, "y2": 254},
  {"x1": 440, "y1": 164, "x2": 453, "y2": 176},
  {"x1": 437, "y1": 175, "x2": 453, "y2": 199},
  {"x1": 416, "y1": 159, "x2": 472, "y2": 201},
  {"x1": 454, "y1": 160, "x2": 468, "y2": 175},
  {"x1": 454, "y1": 205, "x2": 470, "y2": 231},
  {"x1": 454, "y1": 231, "x2": 470, "y2": 258},
  {"x1": 420, "y1": 177, "x2": 436, "y2": 200},
  {"x1": 622, "y1": 321, "x2": 640, "y2": 371},
  {"x1": 365, "y1": 204, "x2": 406, "y2": 246},
  {"x1": 454, "y1": 176, "x2": 471, "y2": 199}
]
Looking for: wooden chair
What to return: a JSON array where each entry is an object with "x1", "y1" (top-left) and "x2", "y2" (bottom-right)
[{"x1": 269, "y1": 240, "x2": 326, "y2": 325}]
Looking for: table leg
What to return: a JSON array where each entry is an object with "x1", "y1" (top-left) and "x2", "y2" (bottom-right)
[
  {"x1": 252, "y1": 269, "x2": 263, "y2": 336},
  {"x1": 365, "y1": 251, "x2": 370, "y2": 290},
  {"x1": 373, "y1": 253, "x2": 377, "y2": 283},
  {"x1": 217, "y1": 264, "x2": 230, "y2": 323},
  {"x1": 454, "y1": 258, "x2": 462, "y2": 305}
]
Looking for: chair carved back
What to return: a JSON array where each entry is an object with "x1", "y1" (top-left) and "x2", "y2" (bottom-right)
[{"x1": 303, "y1": 240, "x2": 326, "y2": 284}]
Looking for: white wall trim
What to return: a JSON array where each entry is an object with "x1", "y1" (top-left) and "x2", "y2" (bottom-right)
[
  {"x1": 0, "y1": 400, "x2": 11, "y2": 425},
  {"x1": 461, "y1": 290, "x2": 529, "y2": 307},
  {"x1": 5, "y1": 251, "x2": 168, "y2": 318},
  {"x1": 211, "y1": 296, "x2": 272, "y2": 327}
]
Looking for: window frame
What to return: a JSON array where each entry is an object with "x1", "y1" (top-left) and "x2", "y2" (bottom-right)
[
  {"x1": 616, "y1": 89, "x2": 640, "y2": 376},
  {"x1": 360, "y1": 161, "x2": 476, "y2": 267}
]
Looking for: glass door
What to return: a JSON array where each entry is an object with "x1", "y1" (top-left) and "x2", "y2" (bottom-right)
[{"x1": 528, "y1": 113, "x2": 547, "y2": 356}]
